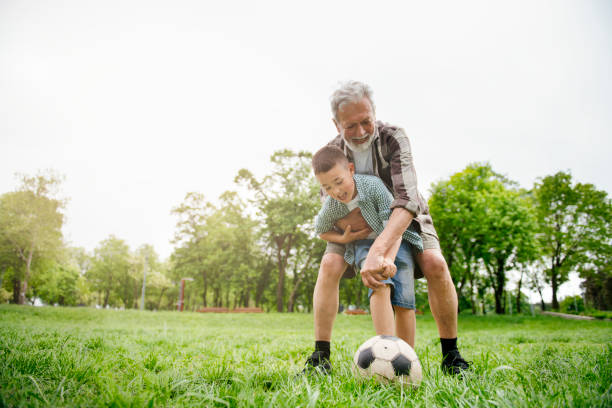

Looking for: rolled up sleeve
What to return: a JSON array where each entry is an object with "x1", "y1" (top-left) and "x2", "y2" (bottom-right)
[{"x1": 387, "y1": 128, "x2": 422, "y2": 216}]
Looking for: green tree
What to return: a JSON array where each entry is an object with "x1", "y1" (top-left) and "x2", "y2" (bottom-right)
[
  {"x1": 479, "y1": 186, "x2": 538, "y2": 314},
  {"x1": 129, "y1": 244, "x2": 160, "y2": 309},
  {"x1": 527, "y1": 261, "x2": 548, "y2": 311},
  {"x1": 0, "y1": 234, "x2": 21, "y2": 302},
  {"x1": 533, "y1": 172, "x2": 612, "y2": 310},
  {"x1": 578, "y1": 212, "x2": 612, "y2": 310},
  {"x1": 0, "y1": 171, "x2": 65, "y2": 304},
  {"x1": 171, "y1": 192, "x2": 213, "y2": 308},
  {"x1": 429, "y1": 163, "x2": 499, "y2": 313},
  {"x1": 87, "y1": 236, "x2": 131, "y2": 307},
  {"x1": 429, "y1": 163, "x2": 538, "y2": 314},
  {"x1": 147, "y1": 266, "x2": 173, "y2": 310},
  {"x1": 171, "y1": 191, "x2": 261, "y2": 310},
  {"x1": 31, "y1": 259, "x2": 81, "y2": 306},
  {"x1": 236, "y1": 150, "x2": 321, "y2": 312}
]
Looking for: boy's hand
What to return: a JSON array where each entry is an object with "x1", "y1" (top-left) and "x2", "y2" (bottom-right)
[
  {"x1": 382, "y1": 258, "x2": 397, "y2": 279},
  {"x1": 340, "y1": 225, "x2": 372, "y2": 244}
]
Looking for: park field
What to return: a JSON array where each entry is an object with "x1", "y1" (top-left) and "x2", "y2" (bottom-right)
[{"x1": 0, "y1": 306, "x2": 610, "y2": 407}]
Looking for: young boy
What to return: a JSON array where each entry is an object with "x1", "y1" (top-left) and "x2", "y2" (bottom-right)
[{"x1": 312, "y1": 145, "x2": 423, "y2": 348}]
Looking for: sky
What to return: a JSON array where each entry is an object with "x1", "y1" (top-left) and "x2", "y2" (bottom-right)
[{"x1": 1, "y1": 0, "x2": 611, "y2": 302}]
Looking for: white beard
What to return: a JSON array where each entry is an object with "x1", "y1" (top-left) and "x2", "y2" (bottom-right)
[{"x1": 343, "y1": 129, "x2": 376, "y2": 153}]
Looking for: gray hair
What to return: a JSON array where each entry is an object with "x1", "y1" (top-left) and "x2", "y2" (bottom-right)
[{"x1": 330, "y1": 80, "x2": 376, "y2": 121}]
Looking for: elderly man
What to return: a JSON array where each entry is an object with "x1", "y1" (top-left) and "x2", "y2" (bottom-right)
[{"x1": 304, "y1": 81, "x2": 470, "y2": 375}]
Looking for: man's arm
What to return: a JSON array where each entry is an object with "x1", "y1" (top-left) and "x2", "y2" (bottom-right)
[
  {"x1": 359, "y1": 207, "x2": 413, "y2": 288},
  {"x1": 359, "y1": 128, "x2": 422, "y2": 287},
  {"x1": 387, "y1": 128, "x2": 424, "y2": 217}
]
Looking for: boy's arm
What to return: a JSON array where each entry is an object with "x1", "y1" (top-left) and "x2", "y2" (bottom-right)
[
  {"x1": 320, "y1": 225, "x2": 369, "y2": 244},
  {"x1": 316, "y1": 198, "x2": 371, "y2": 243}
]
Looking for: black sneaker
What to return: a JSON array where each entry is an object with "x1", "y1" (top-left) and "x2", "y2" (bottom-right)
[
  {"x1": 301, "y1": 351, "x2": 331, "y2": 375},
  {"x1": 441, "y1": 350, "x2": 471, "y2": 375}
]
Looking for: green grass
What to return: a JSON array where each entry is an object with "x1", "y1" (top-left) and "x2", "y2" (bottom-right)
[{"x1": 1, "y1": 305, "x2": 611, "y2": 407}]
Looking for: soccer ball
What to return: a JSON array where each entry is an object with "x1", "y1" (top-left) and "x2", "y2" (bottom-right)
[{"x1": 352, "y1": 335, "x2": 422, "y2": 387}]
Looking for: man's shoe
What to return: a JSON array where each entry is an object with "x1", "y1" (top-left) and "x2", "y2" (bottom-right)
[
  {"x1": 301, "y1": 351, "x2": 331, "y2": 375},
  {"x1": 441, "y1": 350, "x2": 471, "y2": 375}
]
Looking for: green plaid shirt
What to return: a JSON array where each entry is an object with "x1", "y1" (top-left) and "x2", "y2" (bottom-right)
[{"x1": 315, "y1": 174, "x2": 423, "y2": 266}]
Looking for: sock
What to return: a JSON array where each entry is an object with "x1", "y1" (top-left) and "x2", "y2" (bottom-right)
[
  {"x1": 440, "y1": 337, "x2": 458, "y2": 358},
  {"x1": 315, "y1": 341, "x2": 330, "y2": 358}
]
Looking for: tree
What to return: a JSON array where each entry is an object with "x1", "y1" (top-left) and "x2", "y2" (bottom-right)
[
  {"x1": 31, "y1": 259, "x2": 81, "y2": 306},
  {"x1": 0, "y1": 171, "x2": 65, "y2": 304},
  {"x1": 171, "y1": 192, "x2": 213, "y2": 308},
  {"x1": 533, "y1": 172, "x2": 612, "y2": 310},
  {"x1": 479, "y1": 186, "x2": 538, "y2": 314},
  {"x1": 170, "y1": 191, "x2": 261, "y2": 310},
  {"x1": 429, "y1": 163, "x2": 538, "y2": 314},
  {"x1": 87, "y1": 236, "x2": 131, "y2": 307},
  {"x1": 236, "y1": 150, "x2": 321, "y2": 312},
  {"x1": 578, "y1": 208, "x2": 612, "y2": 310},
  {"x1": 129, "y1": 244, "x2": 160, "y2": 309},
  {"x1": 0, "y1": 234, "x2": 21, "y2": 302},
  {"x1": 429, "y1": 163, "x2": 499, "y2": 313},
  {"x1": 527, "y1": 261, "x2": 548, "y2": 311}
]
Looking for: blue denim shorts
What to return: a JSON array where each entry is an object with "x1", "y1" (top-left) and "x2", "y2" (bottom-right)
[{"x1": 354, "y1": 239, "x2": 416, "y2": 309}]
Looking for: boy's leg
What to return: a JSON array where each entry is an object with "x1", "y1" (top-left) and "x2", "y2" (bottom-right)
[
  {"x1": 356, "y1": 239, "x2": 395, "y2": 336},
  {"x1": 369, "y1": 285, "x2": 395, "y2": 336},
  {"x1": 394, "y1": 306, "x2": 416, "y2": 348},
  {"x1": 389, "y1": 241, "x2": 417, "y2": 348}
]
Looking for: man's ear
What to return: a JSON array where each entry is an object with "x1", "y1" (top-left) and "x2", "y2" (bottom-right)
[{"x1": 332, "y1": 118, "x2": 341, "y2": 134}]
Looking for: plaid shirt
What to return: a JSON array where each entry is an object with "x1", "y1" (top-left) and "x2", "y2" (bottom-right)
[
  {"x1": 315, "y1": 174, "x2": 423, "y2": 266},
  {"x1": 327, "y1": 121, "x2": 437, "y2": 238}
]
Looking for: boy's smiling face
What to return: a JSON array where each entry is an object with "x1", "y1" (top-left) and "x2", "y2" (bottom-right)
[{"x1": 316, "y1": 162, "x2": 356, "y2": 204}]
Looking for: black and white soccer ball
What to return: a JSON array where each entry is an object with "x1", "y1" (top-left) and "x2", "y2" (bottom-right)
[{"x1": 352, "y1": 335, "x2": 422, "y2": 386}]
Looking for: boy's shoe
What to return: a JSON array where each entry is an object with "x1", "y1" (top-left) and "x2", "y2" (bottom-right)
[
  {"x1": 441, "y1": 350, "x2": 471, "y2": 375},
  {"x1": 301, "y1": 351, "x2": 331, "y2": 375}
]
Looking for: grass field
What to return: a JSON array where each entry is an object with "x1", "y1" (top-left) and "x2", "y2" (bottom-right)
[{"x1": 1, "y1": 305, "x2": 611, "y2": 407}]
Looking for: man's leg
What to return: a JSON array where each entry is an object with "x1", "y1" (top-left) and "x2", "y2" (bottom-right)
[
  {"x1": 415, "y1": 248, "x2": 457, "y2": 338},
  {"x1": 303, "y1": 252, "x2": 347, "y2": 373},
  {"x1": 416, "y1": 247, "x2": 470, "y2": 374}
]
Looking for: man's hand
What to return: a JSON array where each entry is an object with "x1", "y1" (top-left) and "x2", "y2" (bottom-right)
[
  {"x1": 359, "y1": 252, "x2": 388, "y2": 289},
  {"x1": 335, "y1": 208, "x2": 372, "y2": 242}
]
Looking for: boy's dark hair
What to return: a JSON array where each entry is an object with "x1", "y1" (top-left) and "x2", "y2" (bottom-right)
[{"x1": 312, "y1": 145, "x2": 349, "y2": 174}]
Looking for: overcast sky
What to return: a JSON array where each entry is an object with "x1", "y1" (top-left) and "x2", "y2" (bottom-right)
[{"x1": 1, "y1": 0, "x2": 610, "y2": 302}]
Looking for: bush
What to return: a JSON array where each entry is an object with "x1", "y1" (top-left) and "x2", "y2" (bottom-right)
[
  {"x1": 0, "y1": 288, "x2": 10, "y2": 304},
  {"x1": 560, "y1": 295, "x2": 584, "y2": 314},
  {"x1": 587, "y1": 309, "x2": 612, "y2": 320}
]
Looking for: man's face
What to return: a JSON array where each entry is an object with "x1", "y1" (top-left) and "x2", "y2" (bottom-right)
[
  {"x1": 315, "y1": 162, "x2": 356, "y2": 204},
  {"x1": 333, "y1": 97, "x2": 376, "y2": 152}
]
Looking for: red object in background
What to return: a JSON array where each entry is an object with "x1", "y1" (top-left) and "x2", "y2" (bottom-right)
[
  {"x1": 178, "y1": 279, "x2": 186, "y2": 311},
  {"x1": 177, "y1": 277, "x2": 193, "y2": 311}
]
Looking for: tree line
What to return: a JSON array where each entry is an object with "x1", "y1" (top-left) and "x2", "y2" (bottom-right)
[{"x1": 1, "y1": 153, "x2": 610, "y2": 314}]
